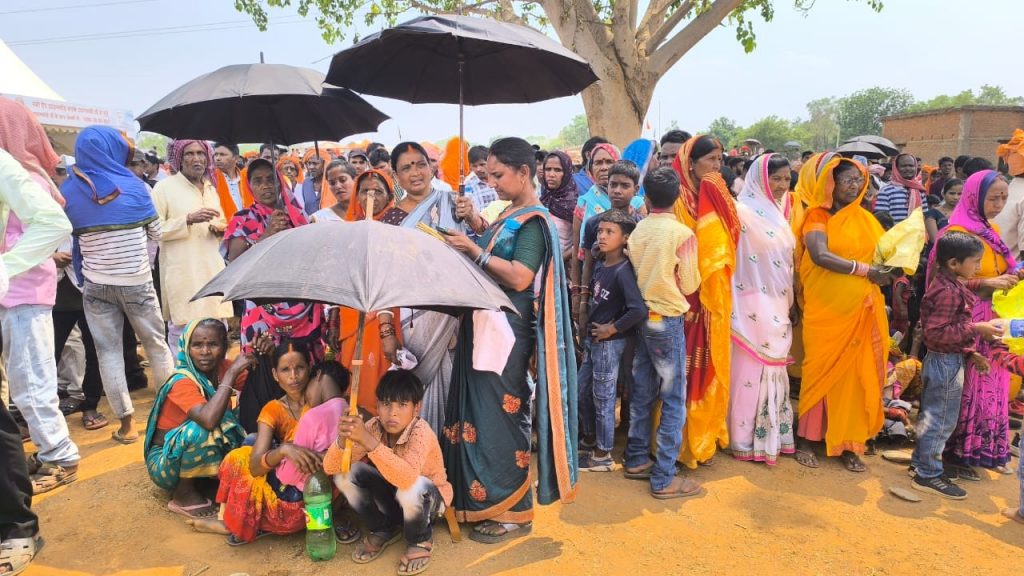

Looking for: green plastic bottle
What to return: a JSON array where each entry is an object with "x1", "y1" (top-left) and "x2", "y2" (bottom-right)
[{"x1": 304, "y1": 470, "x2": 336, "y2": 561}]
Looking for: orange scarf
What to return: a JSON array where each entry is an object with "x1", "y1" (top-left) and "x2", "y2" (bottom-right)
[{"x1": 214, "y1": 168, "x2": 252, "y2": 217}]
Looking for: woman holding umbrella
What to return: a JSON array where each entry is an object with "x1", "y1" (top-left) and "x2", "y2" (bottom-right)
[
  {"x1": 222, "y1": 159, "x2": 324, "y2": 430},
  {"x1": 441, "y1": 137, "x2": 578, "y2": 544}
]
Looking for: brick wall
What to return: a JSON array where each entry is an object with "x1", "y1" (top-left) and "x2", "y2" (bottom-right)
[{"x1": 882, "y1": 106, "x2": 1024, "y2": 164}]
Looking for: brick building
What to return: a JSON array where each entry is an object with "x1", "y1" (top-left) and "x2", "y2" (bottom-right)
[{"x1": 881, "y1": 105, "x2": 1024, "y2": 164}]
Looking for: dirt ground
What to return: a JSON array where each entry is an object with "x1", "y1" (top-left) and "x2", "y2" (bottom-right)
[{"x1": 24, "y1": 384, "x2": 1024, "y2": 576}]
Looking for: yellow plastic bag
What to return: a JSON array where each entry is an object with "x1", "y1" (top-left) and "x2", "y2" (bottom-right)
[
  {"x1": 993, "y1": 282, "x2": 1024, "y2": 354},
  {"x1": 873, "y1": 208, "x2": 927, "y2": 275}
]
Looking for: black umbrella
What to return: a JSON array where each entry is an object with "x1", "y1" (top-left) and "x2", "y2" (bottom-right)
[
  {"x1": 136, "y1": 63, "x2": 389, "y2": 145},
  {"x1": 326, "y1": 14, "x2": 598, "y2": 181}
]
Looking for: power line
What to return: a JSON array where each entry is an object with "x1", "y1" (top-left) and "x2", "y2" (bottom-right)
[
  {"x1": 7, "y1": 17, "x2": 306, "y2": 47},
  {"x1": 0, "y1": 0, "x2": 156, "y2": 16}
]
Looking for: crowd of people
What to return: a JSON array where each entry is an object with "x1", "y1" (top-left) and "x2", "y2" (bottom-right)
[{"x1": 1, "y1": 93, "x2": 1024, "y2": 575}]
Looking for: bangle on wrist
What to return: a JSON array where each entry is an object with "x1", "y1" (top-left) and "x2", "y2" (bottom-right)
[
  {"x1": 260, "y1": 450, "x2": 273, "y2": 470},
  {"x1": 848, "y1": 260, "x2": 858, "y2": 275}
]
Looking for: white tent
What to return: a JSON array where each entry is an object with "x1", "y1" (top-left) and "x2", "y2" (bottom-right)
[
  {"x1": 0, "y1": 39, "x2": 63, "y2": 101},
  {"x1": 1, "y1": 39, "x2": 133, "y2": 155}
]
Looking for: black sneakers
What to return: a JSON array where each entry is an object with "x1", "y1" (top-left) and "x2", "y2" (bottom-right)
[{"x1": 912, "y1": 474, "x2": 967, "y2": 500}]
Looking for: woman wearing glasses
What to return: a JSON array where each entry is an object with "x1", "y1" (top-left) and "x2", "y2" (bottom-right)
[{"x1": 792, "y1": 156, "x2": 896, "y2": 473}]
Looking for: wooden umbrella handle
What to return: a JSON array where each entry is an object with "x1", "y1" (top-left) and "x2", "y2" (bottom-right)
[{"x1": 340, "y1": 312, "x2": 367, "y2": 474}]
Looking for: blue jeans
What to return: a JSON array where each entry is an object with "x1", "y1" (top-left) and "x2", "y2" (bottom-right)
[
  {"x1": 626, "y1": 315, "x2": 686, "y2": 491},
  {"x1": 578, "y1": 336, "x2": 626, "y2": 452},
  {"x1": 910, "y1": 351, "x2": 964, "y2": 479}
]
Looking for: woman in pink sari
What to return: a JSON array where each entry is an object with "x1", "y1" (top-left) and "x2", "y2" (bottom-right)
[{"x1": 727, "y1": 154, "x2": 796, "y2": 465}]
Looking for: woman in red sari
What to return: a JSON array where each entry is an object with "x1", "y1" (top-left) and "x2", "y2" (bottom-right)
[{"x1": 670, "y1": 135, "x2": 740, "y2": 468}]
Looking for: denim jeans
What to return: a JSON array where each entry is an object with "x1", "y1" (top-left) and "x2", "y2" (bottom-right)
[
  {"x1": 336, "y1": 461, "x2": 444, "y2": 545},
  {"x1": 82, "y1": 281, "x2": 173, "y2": 419},
  {"x1": 626, "y1": 314, "x2": 686, "y2": 491},
  {"x1": 0, "y1": 304, "x2": 80, "y2": 466},
  {"x1": 910, "y1": 351, "x2": 964, "y2": 479},
  {"x1": 578, "y1": 336, "x2": 626, "y2": 452}
]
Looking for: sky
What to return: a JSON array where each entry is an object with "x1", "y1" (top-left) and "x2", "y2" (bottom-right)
[{"x1": 1, "y1": 0, "x2": 1021, "y2": 145}]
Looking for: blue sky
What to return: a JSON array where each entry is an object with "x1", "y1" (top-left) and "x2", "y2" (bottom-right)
[{"x1": 2, "y1": 0, "x2": 1020, "y2": 145}]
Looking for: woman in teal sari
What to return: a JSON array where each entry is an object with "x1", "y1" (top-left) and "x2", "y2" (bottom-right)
[
  {"x1": 143, "y1": 318, "x2": 250, "y2": 520},
  {"x1": 442, "y1": 137, "x2": 579, "y2": 544}
]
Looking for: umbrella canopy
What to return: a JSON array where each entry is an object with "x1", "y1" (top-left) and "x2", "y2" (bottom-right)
[
  {"x1": 136, "y1": 63, "x2": 388, "y2": 145},
  {"x1": 836, "y1": 141, "x2": 889, "y2": 159},
  {"x1": 193, "y1": 220, "x2": 514, "y2": 315},
  {"x1": 783, "y1": 140, "x2": 802, "y2": 148},
  {"x1": 325, "y1": 14, "x2": 598, "y2": 105},
  {"x1": 845, "y1": 135, "x2": 900, "y2": 156}
]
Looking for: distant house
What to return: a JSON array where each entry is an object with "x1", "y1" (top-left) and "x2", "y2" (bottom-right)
[{"x1": 881, "y1": 105, "x2": 1024, "y2": 165}]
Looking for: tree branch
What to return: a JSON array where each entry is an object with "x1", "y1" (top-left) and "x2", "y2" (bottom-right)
[
  {"x1": 637, "y1": 0, "x2": 675, "y2": 41},
  {"x1": 648, "y1": 0, "x2": 742, "y2": 76},
  {"x1": 645, "y1": 0, "x2": 693, "y2": 54}
]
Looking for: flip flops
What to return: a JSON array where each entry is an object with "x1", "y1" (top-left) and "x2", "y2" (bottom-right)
[
  {"x1": 398, "y1": 542, "x2": 433, "y2": 576},
  {"x1": 82, "y1": 412, "x2": 109, "y2": 431},
  {"x1": 352, "y1": 530, "x2": 402, "y2": 563},
  {"x1": 167, "y1": 498, "x2": 215, "y2": 520},
  {"x1": 111, "y1": 430, "x2": 139, "y2": 444},
  {"x1": 650, "y1": 478, "x2": 705, "y2": 500},
  {"x1": 468, "y1": 521, "x2": 532, "y2": 544}
]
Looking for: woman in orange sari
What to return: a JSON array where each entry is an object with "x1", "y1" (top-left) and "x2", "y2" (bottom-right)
[
  {"x1": 795, "y1": 157, "x2": 894, "y2": 472},
  {"x1": 670, "y1": 135, "x2": 739, "y2": 468},
  {"x1": 329, "y1": 169, "x2": 402, "y2": 414}
]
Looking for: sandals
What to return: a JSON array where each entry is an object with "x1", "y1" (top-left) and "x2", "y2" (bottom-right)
[
  {"x1": 840, "y1": 452, "x2": 866, "y2": 473},
  {"x1": 468, "y1": 521, "x2": 532, "y2": 544},
  {"x1": 0, "y1": 536, "x2": 43, "y2": 576},
  {"x1": 794, "y1": 449, "x2": 819, "y2": 469},
  {"x1": 111, "y1": 430, "x2": 139, "y2": 444},
  {"x1": 27, "y1": 455, "x2": 77, "y2": 495},
  {"x1": 226, "y1": 530, "x2": 270, "y2": 547},
  {"x1": 651, "y1": 477, "x2": 704, "y2": 500},
  {"x1": 82, "y1": 412, "x2": 109, "y2": 431},
  {"x1": 334, "y1": 520, "x2": 361, "y2": 544},
  {"x1": 623, "y1": 463, "x2": 654, "y2": 480},
  {"x1": 352, "y1": 530, "x2": 402, "y2": 564},
  {"x1": 58, "y1": 397, "x2": 83, "y2": 416},
  {"x1": 398, "y1": 541, "x2": 433, "y2": 576},
  {"x1": 167, "y1": 498, "x2": 216, "y2": 520}
]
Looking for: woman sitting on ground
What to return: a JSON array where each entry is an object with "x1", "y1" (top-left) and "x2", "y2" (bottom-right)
[
  {"x1": 204, "y1": 340, "x2": 326, "y2": 545},
  {"x1": 143, "y1": 319, "x2": 255, "y2": 520}
]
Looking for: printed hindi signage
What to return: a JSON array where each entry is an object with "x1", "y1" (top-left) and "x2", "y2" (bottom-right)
[{"x1": 1, "y1": 94, "x2": 134, "y2": 132}]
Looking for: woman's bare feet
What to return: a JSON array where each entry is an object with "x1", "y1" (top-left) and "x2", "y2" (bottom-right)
[{"x1": 185, "y1": 517, "x2": 230, "y2": 535}]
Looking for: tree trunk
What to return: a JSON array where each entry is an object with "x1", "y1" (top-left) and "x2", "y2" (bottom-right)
[{"x1": 579, "y1": 78, "x2": 652, "y2": 146}]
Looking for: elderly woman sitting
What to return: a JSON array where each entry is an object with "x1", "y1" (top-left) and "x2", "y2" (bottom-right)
[{"x1": 143, "y1": 319, "x2": 260, "y2": 520}]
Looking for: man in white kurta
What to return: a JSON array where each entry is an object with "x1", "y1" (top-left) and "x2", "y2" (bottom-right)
[{"x1": 151, "y1": 141, "x2": 233, "y2": 355}]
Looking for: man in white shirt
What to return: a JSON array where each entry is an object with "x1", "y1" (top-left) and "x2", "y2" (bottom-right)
[{"x1": 995, "y1": 134, "x2": 1024, "y2": 262}]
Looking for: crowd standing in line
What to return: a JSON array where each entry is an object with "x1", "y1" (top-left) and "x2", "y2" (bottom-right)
[{"x1": 3, "y1": 94, "x2": 1024, "y2": 575}]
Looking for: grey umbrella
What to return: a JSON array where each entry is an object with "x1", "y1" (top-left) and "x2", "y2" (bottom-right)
[
  {"x1": 836, "y1": 141, "x2": 890, "y2": 159},
  {"x1": 136, "y1": 63, "x2": 388, "y2": 145},
  {"x1": 193, "y1": 219, "x2": 513, "y2": 315},
  {"x1": 326, "y1": 14, "x2": 598, "y2": 182},
  {"x1": 194, "y1": 215, "x2": 515, "y2": 472},
  {"x1": 844, "y1": 135, "x2": 900, "y2": 157}
]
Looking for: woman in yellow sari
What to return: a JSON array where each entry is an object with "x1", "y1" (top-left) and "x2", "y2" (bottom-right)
[
  {"x1": 795, "y1": 157, "x2": 894, "y2": 472},
  {"x1": 669, "y1": 135, "x2": 738, "y2": 468}
]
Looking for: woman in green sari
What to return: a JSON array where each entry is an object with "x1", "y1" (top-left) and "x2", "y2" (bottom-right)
[
  {"x1": 442, "y1": 137, "x2": 579, "y2": 544},
  {"x1": 143, "y1": 318, "x2": 251, "y2": 520}
]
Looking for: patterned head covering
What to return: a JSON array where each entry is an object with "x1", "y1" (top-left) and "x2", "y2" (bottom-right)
[
  {"x1": 998, "y1": 129, "x2": 1024, "y2": 177},
  {"x1": 539, "y1": 150, "x2": 578, "y2": 222},
  {"x1": 0, "y1": 98, "x2": 63, "y2": 204},
  {"x1": 168, "y1": 140, "x2": 215, "y2": 182}
]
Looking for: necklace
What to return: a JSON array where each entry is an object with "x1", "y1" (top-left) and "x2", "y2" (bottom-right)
[{"x1": 281, "y1": 397, "x2": 301, "y2": 421}]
